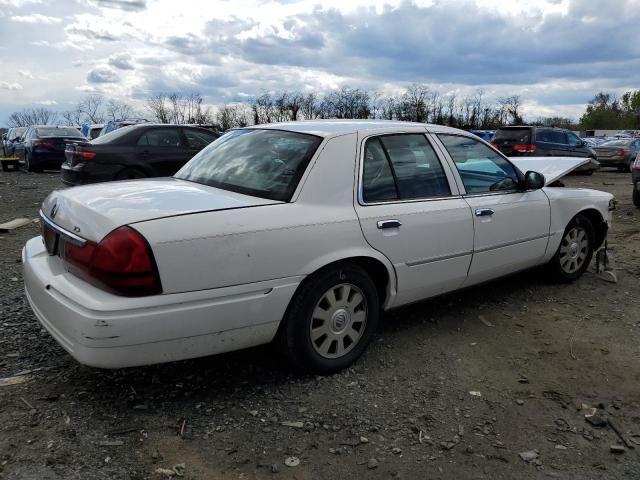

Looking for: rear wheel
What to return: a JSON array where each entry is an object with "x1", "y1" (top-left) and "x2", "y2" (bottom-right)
[
  {"x1": 24, "y1": 152, "x2": 35, "y2": 172},
  {"x1": 279, "y1": 263, "x2": 380, "y2": 374},
  {"x1": 545, "y1": 214, "x2": 594, "y2": 282},
  {"x1": 115, "y1": 168, "x2": 146, "y2": 180}
]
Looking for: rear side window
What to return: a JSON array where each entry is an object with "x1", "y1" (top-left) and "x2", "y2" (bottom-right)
[
  {"x1": 184, "y1": 129, "x2": 219, "y2": 149},
  {"x1": 549, "y1": 130, "x2": 567, "y2": 144},
  {"x1": 362, "y1": 134, "x2": 451, "y2": 202},
  {"x1": 137, "y1": 128, "x2": 182, "y2": 147},
  {"x1": 492, "y1": 128, "x2": 531, "y2": 144},
  {"x1": 36, "y1": 127, "x2": 83, "y2": 137}
]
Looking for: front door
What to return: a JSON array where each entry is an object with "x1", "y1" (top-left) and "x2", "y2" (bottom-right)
[
  {"x1": 354, "y1": 131, "x2": 474, "y2": 306},
  {"x1": 433, "y1": 133, "x2": 551, "y2": 286}
]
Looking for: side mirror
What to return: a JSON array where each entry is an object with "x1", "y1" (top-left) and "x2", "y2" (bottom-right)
[{"x1": 523, "y1": 171, "x2": 545, "y2": 190}]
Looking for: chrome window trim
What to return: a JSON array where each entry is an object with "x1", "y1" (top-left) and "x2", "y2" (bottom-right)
[
  {"x1": 356, "y1": 131, "x2": 461, "y2": 206},
  {"x1": 39, "y1": 210, "x2": 87, "y2": 246}
]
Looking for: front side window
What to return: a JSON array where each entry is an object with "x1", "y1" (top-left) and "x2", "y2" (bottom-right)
[
  {"x1": 175, "y1": 129, "x2": 322, "y2": 202},
  {"x1": 137, "y1": 128, "x2": 182, "y2": 147},
  {"x1": 549, "y1": 130, "x2": 568, "y2": 144},
  {"x1": 567, "y1": 132, "x2": 583, "y2": 147},
  {"x1": 438, "y1": 134, "x2": 519, "y2": 194}
]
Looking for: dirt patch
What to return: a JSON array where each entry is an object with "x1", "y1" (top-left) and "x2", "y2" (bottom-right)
[{"x1": 0, "y1": 168, "x2": 639, "y2": 479}]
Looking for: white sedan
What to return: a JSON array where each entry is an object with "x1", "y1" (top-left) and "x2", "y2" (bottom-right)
[{"x1": 23, "y1": 121, "x2": 615, "y2": 373}]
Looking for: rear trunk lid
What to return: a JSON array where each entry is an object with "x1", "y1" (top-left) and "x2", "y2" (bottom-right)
[
  {"x1": 38, "y1": 136, "x2": 86, "y2": 153},
  {"x1": 41, "y1": 178, "x2": 282, "y2": 241},
  {"x1": 509, "y1": 156, "x2": 590, "y2": 185}
]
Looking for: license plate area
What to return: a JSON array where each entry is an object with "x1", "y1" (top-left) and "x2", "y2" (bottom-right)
[{"x1": 42, "y1": 224, "x2": 59, "y2": 256}]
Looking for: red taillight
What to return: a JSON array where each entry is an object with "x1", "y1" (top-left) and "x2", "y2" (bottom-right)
[
  {"x1": 63, "y1": 226, "x2": 162, "y2": 296},
  {"x1": 491, "y1": 143, "x2": 500, "y2": 149},
  {"x1": 512, "y1": 144, "x2": 537, "y2": 153},
  {"x1": 76, "y1": 150, "x2": 96, "y2": 160},
  {"x1": 617, "y1": 148, "x2": 628, "y2": 156},
  {"x1": 33, "y1": 140, "x2": 54, "y2": 148}
]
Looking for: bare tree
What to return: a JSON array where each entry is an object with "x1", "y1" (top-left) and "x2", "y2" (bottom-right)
[
  {"x1": 499, "y1": 95, "x2": 523, "y2": 125},
  {"x1": 7, "y1": 108, "x2": 59, "y2": 127},
  {"x1": 301, "y1": 92, "x2": 320, "y2": 120},
  {"x1": 61, "y1": 107, "x2": 83, "y2": 126},
  {"x1": 78, "y1": 94, "x2": 105, "y2": 123},
  {"x1": 105, "y1": 99, "x2": 135, "y2": 121},
  {"x1": 146, "y1": 94, "x2": 170, "y2": 123}
]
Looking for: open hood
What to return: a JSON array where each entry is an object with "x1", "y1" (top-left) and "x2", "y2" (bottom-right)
[{"x1": 509, "y1": 157, "x2": 590, "y2": 186}]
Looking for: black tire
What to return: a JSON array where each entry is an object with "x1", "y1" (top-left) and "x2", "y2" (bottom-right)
[
  {"x1": 279, "y1": 263, "x2": 380, "y2": 374},
  {"x1": 1, "y1": 162, "x2": 9, "y2": 172},
  {"x1": 633, "y1": 186, "x2": 640, "y2": 208},
  {"x1": 545, "y1": 214, "x2": 595, "y2": 283},
  {"x1": 115, "y1": 168, "x2": 147, "y2": 180}
]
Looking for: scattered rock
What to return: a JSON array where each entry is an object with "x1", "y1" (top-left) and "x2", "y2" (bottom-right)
[
  {"x1": 284, "y1": 456, "x2": 300, "y2": 467},
  {"x1": 585, "y1": 415, "x2": 607, "y2": 428},
  {"x1": 519, "y1": 450, "x2": 539, "y2": 462},
  {"x1": 367, "y1": 458, "x2": 379, "y2": 469},
  {"x1": 281, "y1": 421, "x2": 304, "y2": 429},
  {"x1": 392, "y1": 447, "x2": 402, "y2": 455},
  {"x1": 359, "y1": 436, "x2": 369, "y2": 444},
  {"x1": 469, "y1": 391, "x2": 482, "y2": 397},
  {"x1": 555, "y1": 445, "x2": 567, "y2": 450},
  {"x1": 610, "y1": 445, "x2": 625, "y2": 454},
  {"x1": 516, "y1": 399, "x2": 524, "y2": 406}
]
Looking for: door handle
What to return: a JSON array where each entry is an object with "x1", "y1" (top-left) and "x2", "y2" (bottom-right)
[
  {"x1": 377, "y1": 219, "x2": 402, "y2": 229},
  {"x1": 475, "y1": 208, "x2": 494, "y2": 217}
]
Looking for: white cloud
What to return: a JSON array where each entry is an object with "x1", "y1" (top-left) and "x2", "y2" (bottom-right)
[
  {"x1": 18, "y1": 70, "x2": 34, "y2": 79},
  {"x1": 11, "y1": 13, "x2": 62, "y2": 24},
  {"x1": 0, "y1": 82, "x2": 23, "y2": 90},
  {"x1": 0, "y1": 0, "x2": 42, "y2": 6},
  {"x1": 37, "y1": 100, "x2": 57, "y2": 105}
]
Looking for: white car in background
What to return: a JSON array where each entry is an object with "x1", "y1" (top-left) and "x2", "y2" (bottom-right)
[{"x1": 23, "y1": 121, "x2": 615, "y2": 373}]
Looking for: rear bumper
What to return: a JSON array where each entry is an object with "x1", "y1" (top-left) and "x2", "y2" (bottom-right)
[
  {"x1": 23, "y1": 237, "x2": 300, "y2": 368},
  {"x1": 61, "y1": 162, "x2": 119, "y2": 186},
  {"x1": 597, "y1": 156, "x2": 629, "y2": 168},
  {"x1": 30, "y1": 151, "x2": 66, "y2": 169}
]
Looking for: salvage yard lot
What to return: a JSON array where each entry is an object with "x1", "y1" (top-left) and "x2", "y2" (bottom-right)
[{"x1": 0, "y1": 169, "x2": 639, "y2": 479}]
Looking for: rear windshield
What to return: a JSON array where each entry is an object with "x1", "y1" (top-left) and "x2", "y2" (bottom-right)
[
  {"x1": 175, "y1": 129, "x2": 323, "y2": 202},
  {"x1": 492, "y1": 128, "x2": 531, "y2": 144},
  {"x1": 37, "y1": 127, "x2": 84, "y2": 137}
]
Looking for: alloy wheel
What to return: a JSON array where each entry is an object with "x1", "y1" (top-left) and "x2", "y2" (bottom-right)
[{"x1": 559, "y1": 226, "x2": 589, "y2": 274}]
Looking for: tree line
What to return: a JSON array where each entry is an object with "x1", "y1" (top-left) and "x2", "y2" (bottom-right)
[
  {"x1": 10, "y1": 85, "x2": 633, "y2": 132},
  {"x1": 579, "y1": 90, "x2": 640, "y2": 130}
]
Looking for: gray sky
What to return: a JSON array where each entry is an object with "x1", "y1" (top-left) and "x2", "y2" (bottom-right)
[{"x1": 1, "y1": 0, "x2": 638, "y2": 125}]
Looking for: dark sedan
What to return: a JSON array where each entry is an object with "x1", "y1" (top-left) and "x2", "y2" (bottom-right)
[
  {"x1": 15, "y1": 126, "x2": 86, "y2": 172},
  {"x1": 594, "y1": 138, "x2": 640, "y2": 171},
  {"x1": 61, "y1": 124, "x2": 220, "y2": 186}
]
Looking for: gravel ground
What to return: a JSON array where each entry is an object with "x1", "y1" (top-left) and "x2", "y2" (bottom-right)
[{"x1": 0, "y1": 168, "x2": 639, "y2": 480}]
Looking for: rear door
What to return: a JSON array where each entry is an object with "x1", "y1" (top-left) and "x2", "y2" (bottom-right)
[
  {"x1": 135, "y1": 127, "x2": 189, "y2": 176},
  {"x1": 433, "y1": 132, "x2": 550, "y2": 286},
  {"x1": 354, "y1": 129, "x2": 474, "y2": 306}
]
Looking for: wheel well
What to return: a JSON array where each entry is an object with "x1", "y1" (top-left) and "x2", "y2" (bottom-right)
[
  {"x1": 578, "y1": 208, "x2": 607, "y2": 249},
  {"x1": 304, "y1": 257, "x2": 391, "y2": 306}
]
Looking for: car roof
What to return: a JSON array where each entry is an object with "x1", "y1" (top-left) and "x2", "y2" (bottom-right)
[{"x1": 250, "y1": 120, "x2": 459, "y2": 138}]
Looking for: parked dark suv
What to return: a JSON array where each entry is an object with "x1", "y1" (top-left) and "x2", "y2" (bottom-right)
[
  {"x1": 62, "y1": 124, "x2": 220, "y2": 185},
  {"x1": 492, "y1": 126, "x2": 599, "y2": 174}
]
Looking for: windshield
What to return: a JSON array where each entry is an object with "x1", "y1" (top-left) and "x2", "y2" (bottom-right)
[
  {"x1": 175, "y1": 129, "x2": 323, "y2": 201},
  {"x1": 36, "y1": 127, "x2": 83, "y2": 137},
  {"x1": 10, "y1": 127, "x2": 26, "y2": 139}
]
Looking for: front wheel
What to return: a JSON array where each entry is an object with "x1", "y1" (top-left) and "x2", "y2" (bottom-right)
[
  {"x1": 545, "y1": 214, "x2": 595, "y2": 282},
  {"x1": 279, "y1": 263, "x2": 380, "y2": 374}
]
